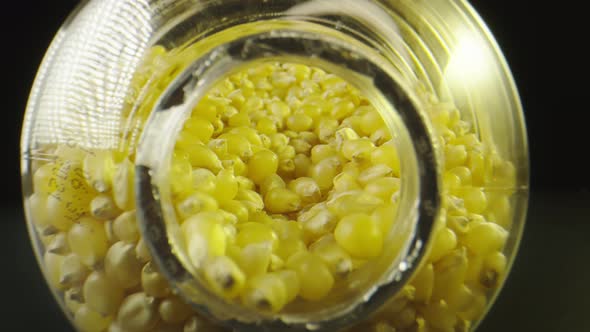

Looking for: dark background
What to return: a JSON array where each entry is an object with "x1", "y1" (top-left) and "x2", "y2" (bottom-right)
[{"x1": 2, "y1": 1, "x2": 588, "y2": 331}]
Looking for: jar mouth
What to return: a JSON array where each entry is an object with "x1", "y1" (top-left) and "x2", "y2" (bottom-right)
[{"x1": 136, "y1": 27, "x2": 441, "y2": 331}]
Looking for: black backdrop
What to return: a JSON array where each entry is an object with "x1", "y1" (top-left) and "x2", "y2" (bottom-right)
[{"x1": 1, "y1": 1, "x2": 588, "y2": 332}]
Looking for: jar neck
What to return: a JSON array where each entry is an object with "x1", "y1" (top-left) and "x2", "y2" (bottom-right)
[{"x1": 135, "y1": 15, "x2": 440, "y2": 332}]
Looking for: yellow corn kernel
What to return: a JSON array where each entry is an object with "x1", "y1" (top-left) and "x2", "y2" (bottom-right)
[
  {"x1": 47, "y1": 232, "x2": 69, "y2": 255},
  {"x1": 212, "y1": 169, "x2": 239, "y2": 204},
  {"x1": 256, "y1": 117, "x2": 278, "y2": 136},
  {"x1": 235, "y1": 222, "x2": 278, "y2": 250},
  {"x1": 310, "y1": 235, "x2": 353, "y2": 277},
  {"x1": 277, "y1": 269, "x2": 300, "y2": 303},
  {"x1": 275, "y1": 238, "x2": 307, "y2": 261},
  {"x1": 90, "y1": 196, "x2": 120, "y2": 223},
  {"x1": 235, "y1": 188, "x2": 265, "y2": 212},
  {"x1": 287, "y1": 252, "x2": 334, "y2": 301},
  {"x1": 335, "y1": 213, "x2": 383, "y2": 258},
  {"x1": 301, "y1": 208, "x2": 338, "y2": 244},
  {"x1": 29, "y1": 193, "x2": 51, "y2": 230},
  {"x1": 247, "y1": 149, "x2": 279, "y2": 184},
  {"x1": 105, "y1": 241, "x2": 143, "y2": 289},
  {"x1": 460, "y1": 187, "x2": 488, "y2": 214},
  {"x1": 341, "y1": 138, "x2": 376, "y2": 161},
  {"x1": 411, "y1": 263, "x2": 434, "y2": 304},
  {"x1": 83, "y1": 150, "x2": 115, "y2": 193},
  {"x1": 183, "y1": 212, "x2": 227, "y2": 267},
  {"x1": 372, "y1": 202, "x2": 398, "y2": 235},
  {"x1": 218, "y1": 200, "x2": 248, "y2": 224},
  {"x1": 288, "y1": 177, "x2": 321, "y2": 204},
  {"x1": 112, "y1": 210, "x2": 140, "y2": 244},
  {"x1": 112, "y1": 158, "x2": 135, "y2": 211},
  {"x1": 242, "y1": 273, "x2": 288, "y2": 312},
  {"x1": 462, "y1": 222, "x2": 508, "y2": 256},
  {"x1": 235, "y1": 176, "x2": 255, "y2": 191},
  {"x1": 290, "y1": 138, "x2": 312, "y2": 155},
  {"x1": 220, "y1": 133, "x2": 253, "y2": 159},
  {"x1": 327, "y1": 191, "x2": 383, "y2": 218},
  {"x1": 360, "y1": 109, "x2": 385, "y2": 136},
  {"x1": 310, "y1": 144, "x2": 338, "y2": 164},
  {"x1": 445, "y1": 145, "x2": 468, "y2": 169},
  {"x1": 446, "y1": 284, "x2": 476, "y2": 312},
  {"x1": 271, "y1": 219, "x2": 303, "y2": 241},
  {"x1": 64, "y1": 287, "x2": 84, "y2": 314},
  {"x1": 228, "y1": 112, "x2": 251, "y2": 128},
  {"x1": 286, "y1": 113, "x2": 314, "y2": 132},
  {"x1": 332, "y1": 172, "x2": 361, "y2": 193},
  {"x1": 135, "y1": 238, "x2": 152, "y2": 263},
  {"x1": 269, "y1": 133, "x2": 289, "y2": 150},
  {"x1": 170, "y1": 154, "x2": 194, "y2": 198},
  {"x1": 364, "y1": 177, "x2": 401, "y2": 202},
  {"x1": 159, "y1": 296, "x2": 193, "y2": 324},
  {"x1": 192, "y1": 168, "x2": 216, "y2": 194},
  {"x1": 74, "y1": 305, "x2": 112, "y2": 332},
  {"x1": 44, "y1": 252, "x2": 66, "y2": 291},
  {"x1": 315, "y1": 117, "x2": 339, "y2": 143},
  {"x1": 331, "y1": 100, "x2": 355, "y2": 120},
  {"x1": 236, "y1": 244, "x2": 272, "y2": 276},
  {"x1": 83, "y1": 271, "x2": 125, "y2": 316},
  {"x1": 333, "y1": 127, "x2": 359, "y2": 150},
  {"x1": 33, "y1": 162, "x2": 57, "y2": 195},
  {"x1": 431, "y1": 248, "x2": 468, "y2": 301},
  {"x1": 390, "y1": 306, "x2": 416, "y2": 329},
  {"x1": 339, "y1": 115, "x2": 364, "y2": 134},
  {"x1": 59, "y1": 254, "x2": 89, "y2": 287},
  {"x1": 184, "y1": 144, "x2": 223, "y2": 173},
  {"x1": 358, "y1": 164, "x2": 394, "y2": 186},
  {"x1": 370, "y1": 142, "x2": 400, "y2": 177},
  {"x1": 116, "y1": 292, "x2": 159, "y2": 331},
  {"x1": 480, "y1": 251, "x2": 507, "y2": 289},
  {"x1": 68, "y1": 217, "x2": 109, "y2": 267},
  {"x1": 176, "y1": 192, "x2": 219, "y2": 220},
  {"x1": 458, "y1": 290, "x2": 487, "y2": 321},
  {"x1": 428, "y1": 227, "x2": 458, "y2": 263},
  {"x1": 449, "y1": 166, "x2": 473, "y2": 186},
  {"x1": 208, "y1": 138, "x2": 228, "y2": 159},
  {"x1": 184, "y1": 116, "x2": 214, "y2": 142},
  {"x1": 310, "y1": 156, "x2": 341, "y2": 191},
  {"x1": 420, "y1": 300, "x2": 457, "y2": 330},
  {"x1": 264, "y1": 187, "x2": 302, "y2": 214},
  {"x1": 203, "y1": 256, "x2": 246, "y2": 299},
  {"x1": 141, "y1": 262, "x2": 170, "y2": 298}
]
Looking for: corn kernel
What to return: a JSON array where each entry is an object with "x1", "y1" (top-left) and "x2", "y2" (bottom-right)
[
  {"x1": 235, "y1": 222, "x2": 278, "y2": 250},
  {"x1": 310, "y1": 235, "x2": 353, "y2": 277},
  {"x1": 242, "y1": 273, "x2": 288, "y2": 312},
  {"x1": 141, "y1": 262, "x2": 170, "y2": 298},
  {"x1": 176, "y1": 192, "x2": 219, "y2": 220},
  {"x1": 84, "y1": 271, "x2": 125, "y2": 316},
  {"x1": 236, "y1": 244, "x2": 272, "y2": 276},
  {"x1": 44, "y1": 252, "x2": 66, "y2": 291},
  {"x1": 59, "y1": 253, "x2": 89, "y2": 286},
  {"x1": 341, "y1": 138, "x2": 376, "y2": 161},
  {"x1": 429, "y1": 227, "x2": 458, "y2": 262},
  {"x1": 183, "y1": 212, "x2": 227, "y2": 267},
  {"x1": 288, "y1": 177, "x2": 321, "y2": 204},
  {"x1": 264, "y1": 187, "x2": 302, "y2": 214},
  {"x1": 370, "y1": 142, "x2": 400, "y2": 177},
  {"x1": 116, "y1": 292, "x2": 159, "y2": 331},
  {"x1": 68, "y1": 217, "x2": 109, "y2": 267},
  {"x1": 203, "y1": 256, "x2": 246, "y2": 299},
  {"x1": 74, "y1": 305, "x2": 112, "y2": 332},
  {"x1": 248, "y1": 149, "x2": 279, "y2": 184},
  {"x1": 364, "y1": 177, "x2": 401, "y2": 202},
  {"x1": 310, "y1": 156, "x2": 341, "y2": 191},
  {"x1": 462, "y1": 222, "x2": 508, "y2": 256},
  {"x1": 159, "y1": 296, "x2": 193, "y2": 324},
  {"x1": 287, "y1": 252, "x2": 334, "y2": 301},
  {"x1": 335, "y1": 213, "x2": 383, "y2": 258},
  {"x1": 105, "y1": 241, "x2": 143, "y2": 289}
]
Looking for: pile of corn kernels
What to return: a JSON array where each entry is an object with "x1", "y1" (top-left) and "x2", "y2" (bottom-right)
[{"x1": 28, "y1": 46, "x2": 515, "y2": 332}]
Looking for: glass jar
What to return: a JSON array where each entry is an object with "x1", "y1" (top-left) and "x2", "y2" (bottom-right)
[{"x1": 21, "y1": 1, "x2": 528, "y2": 332}]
